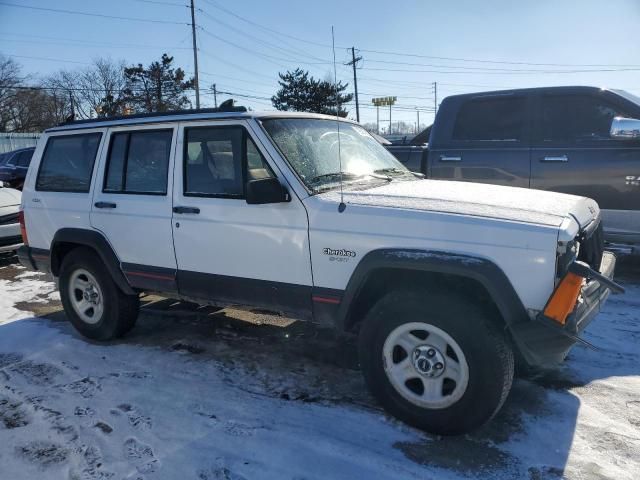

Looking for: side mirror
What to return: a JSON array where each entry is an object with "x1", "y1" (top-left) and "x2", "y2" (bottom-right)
[
  {"x1": 610, "y1": 117, "x2": 640, "y2": 140},
  {"x1": 246, "y1": 177, "x2": 291, "y2": 205}
]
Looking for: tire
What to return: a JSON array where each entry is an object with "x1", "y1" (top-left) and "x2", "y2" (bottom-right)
[
  {"x1": 358, "y1": 288, "x2": 514, "y2": 435},
  {"x1": 59, "y1": 247, "x2": 139, "y2": 341}
]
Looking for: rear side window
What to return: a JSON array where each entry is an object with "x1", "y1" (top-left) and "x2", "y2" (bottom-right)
[
  {"x1": 36, "y1": 133, "x2": 102, "y2": 192},
  {"x1": 104, "y1": 129, "x2": 173, "y2": 195},
  {"x1": 453, "y1": 96, "x2": 526, "y2": 142},
  {"x1": 538, "y1": 94, "x2": 629, "y2": 143}
]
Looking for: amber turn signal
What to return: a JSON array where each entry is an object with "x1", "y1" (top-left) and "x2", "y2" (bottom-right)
[{"x1": 543, "y1": 272, "x2": 584, "y2": 325}]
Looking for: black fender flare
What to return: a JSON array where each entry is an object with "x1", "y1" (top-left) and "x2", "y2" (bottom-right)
[
  {"x1": 337, "y1": 248, "x2": 529, "y2": 331},
  {"x1": 50, "y1": 228, "x2": 135, "y2": 295}
]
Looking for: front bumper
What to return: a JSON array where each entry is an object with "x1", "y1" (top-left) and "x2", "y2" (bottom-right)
[{"x1": 511, "y1": 251, "x2": 619, "y2": 368}]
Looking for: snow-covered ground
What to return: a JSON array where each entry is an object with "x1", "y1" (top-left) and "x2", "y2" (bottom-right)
[{"x1": 0, "y1": 259, "x2": 639, "y2": 480}]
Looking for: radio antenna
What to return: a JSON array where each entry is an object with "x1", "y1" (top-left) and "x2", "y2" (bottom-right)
[{"x1": 331, "y1": 26, "x2": 346, "y2": 213}]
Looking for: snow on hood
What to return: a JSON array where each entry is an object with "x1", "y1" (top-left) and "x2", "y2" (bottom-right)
[
  {"x1": 0, "y1": 185, "x2": 21, "y2": 207},
  {"x1": 323, "y1": 179, "x2": 599, "y2": 228}
]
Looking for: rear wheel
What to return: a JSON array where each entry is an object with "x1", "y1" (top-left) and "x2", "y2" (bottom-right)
[
  {"x1": 59, "y1": 247, "x2": 139, "y2": 340},
  {"x1": 358, "y1": 289, "x2": 514, "y2": 435}
]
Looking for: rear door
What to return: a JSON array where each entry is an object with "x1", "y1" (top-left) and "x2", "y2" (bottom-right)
[
  {"x1": 429, "y1": 94, "x2": 531, "y2": 187},
  {"x1": 91, "y1": 125, "x2": 178, "y2": 292},
  {"x1": 530, "y1": 91, "x2": 640, "y2": 244},
  {"x1": 22, "y1": 130, "x2": 105, "y2": 250}
]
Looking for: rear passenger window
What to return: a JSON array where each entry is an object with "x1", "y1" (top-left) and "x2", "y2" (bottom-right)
[
  {"x1": 453, "y1": 97, "x2": 526, "y2": 142},
  {"x1": 104, "y1": 129, "x2": 173, "y2": 195},
  {"x1": 36, "y1": 133, "x2": 102, "y2": 192}
]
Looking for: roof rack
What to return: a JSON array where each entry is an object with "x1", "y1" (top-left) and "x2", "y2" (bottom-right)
[{"x1": 61, "y1": 101, "x2": 247, "y2": 126}]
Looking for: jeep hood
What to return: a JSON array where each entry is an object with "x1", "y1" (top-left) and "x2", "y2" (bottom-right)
[
  {"x1": 0, "y1": 186, "x2": 21, "y2": 207},
  {"x1": 323, "y1": 180, "x2": 599, "y2": 228}
]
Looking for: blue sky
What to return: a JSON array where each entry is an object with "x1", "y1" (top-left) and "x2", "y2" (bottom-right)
[{"x1": 2, "y1": 0, "x2": 640, "y2": 130}]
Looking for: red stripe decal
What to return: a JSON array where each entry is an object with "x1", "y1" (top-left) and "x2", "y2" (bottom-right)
[
  {"x1": 312, "y1": 295, "x2": 341, "y2": 305},
  {"x1": 124, "y1": 271, "x2": 174, "y2": 281}
]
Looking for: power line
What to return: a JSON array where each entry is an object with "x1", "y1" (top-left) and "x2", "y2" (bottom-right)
[
  {"x1": 358, "y1": 48, "x2": 640, "y2": 69},
  {"x1": 196, "y1": 8, "x2": 330, "y2": 65},
  {"x1": 363, "y1": 58, "x2": 640, "y2": 74},
  {"x1": 0, "y1": 34, "x2": 190, "y2": 51},
  {"x1": 0, "y1": 1, "x2": 189, "y2": 25},
  {"x1": 5, "y1": 54, "x2": 91, "y2": 66},
  {"x1": 200, "y1": 0, "x2": 333, "y2": 49},
  {"x1": 361, "y1": 65, "x2": 640, "y2": 75}
]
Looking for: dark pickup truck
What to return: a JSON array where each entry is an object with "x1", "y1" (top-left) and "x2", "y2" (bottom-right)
[{"x1": 386, "y1": 86, "x2": 640, "y2": 252}]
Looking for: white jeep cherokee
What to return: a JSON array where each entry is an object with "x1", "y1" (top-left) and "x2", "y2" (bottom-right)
[{"x1": 17, "y1": 107, "x2": 621, "y2": 435}]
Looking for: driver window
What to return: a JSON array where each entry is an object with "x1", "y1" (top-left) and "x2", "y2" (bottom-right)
[
  {"x1": 184, "y1": 126, "x2": 243, "y2": 197},
  {"x1": 184, "y1": 126, "x2": 274, "y2": 197}
]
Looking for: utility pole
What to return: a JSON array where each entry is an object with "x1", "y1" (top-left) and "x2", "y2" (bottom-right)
[
  {"x1": 190, "y1": 0, "x2": 200, "y2": 109},
  {"x1": 376, "y1": 105, "x2": 379, "y2": 134},
  {"x1": 69, "y1": 90, "x2": 75, "y2": 119},
  {"x1": 416, "y1": 108, "x2": 420, "y2": 134},
  {"x1": 346, "y1": 47, "x2": 362, "y2": 122},
  {"x1": 213, "y1": 83, "x2": 217, "y2": 108},
  {"x1": 433, "y1": 81, "x2": 437, "y2": 115},
  {"x1": 389, "y1": 103, "x2": 392, "y2": 134}
]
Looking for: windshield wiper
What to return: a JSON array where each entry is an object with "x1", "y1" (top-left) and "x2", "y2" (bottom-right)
[
  {"x1": 307, "y1": 172, "x2": 363, "y2": 185},
  {"x1": 374, "y1": 167, "x2": 412, "y2": 176}
]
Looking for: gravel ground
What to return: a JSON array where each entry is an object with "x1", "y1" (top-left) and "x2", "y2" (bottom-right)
[{"x1": 0, "y1": 254, "x2": 639, "y2": 479}]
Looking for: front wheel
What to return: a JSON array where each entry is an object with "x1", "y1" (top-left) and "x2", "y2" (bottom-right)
[{"x1": 358, "y1": 289, "x2": 514, "y2": 435}]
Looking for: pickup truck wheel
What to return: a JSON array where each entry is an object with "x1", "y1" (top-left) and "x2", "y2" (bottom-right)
[
  {"x1": 358, "y1": 289, "x2": 514, "y2": 435},
  {"x1": 59, "y1": 248, "x2": 139, "y2": 341}
]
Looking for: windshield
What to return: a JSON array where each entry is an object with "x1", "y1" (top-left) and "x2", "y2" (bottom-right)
[
  {"x1": 261, "y1": 118, "x2": 414, "y2": 192},
  {"x1": 613, "y1": 89, "x2": 640, "y2": 109}
]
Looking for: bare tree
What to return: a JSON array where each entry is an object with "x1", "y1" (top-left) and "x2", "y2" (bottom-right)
[
  {"x1": 78, "y1": 58, "x2": 127, "y2": 117},
  {"x1": 0, "y1": 55, "x2": 25, "y2": 131},
  {"x1": 44, "y1": 58, "x2": 128, "y2": 119},
  {"x1": 4, "y1": 88, "x2": 59, "y2": 132}
]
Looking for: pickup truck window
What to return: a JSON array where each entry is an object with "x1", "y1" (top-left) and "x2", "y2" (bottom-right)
[
  {"x1": 453, "y1": 97, "x2": 526, "y2": 142},
  {"x1": 262, "y1": 118, "x2": 410, "y2": 192},
  {"x1": 539, "y1": 94, "x2": 629, "y2": 143}
]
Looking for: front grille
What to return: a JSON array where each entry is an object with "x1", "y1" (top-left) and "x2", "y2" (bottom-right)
[
  {"x1": 0, "y1": 212, "x2": 18, "y2": 226},
  {"x1": 0, "y1": 235, "x2": 22, "y2": 247},
  {"x1": 577, "y1": 220, "x2": 604, "y2": 269}
]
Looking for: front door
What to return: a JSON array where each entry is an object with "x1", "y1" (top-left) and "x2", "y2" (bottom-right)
[
  {"x1": 91, "y1": 125, "x2": 178, "y2": 291},
  {"x1": 429, "y1": 93, "x2": 531, "y2": 187},
  {"x1": 530, "y1": 91, "x2": 640, "y2": 244},
  {"x1": 171, "y1": 120, "x2": 313, "y2": 318}
]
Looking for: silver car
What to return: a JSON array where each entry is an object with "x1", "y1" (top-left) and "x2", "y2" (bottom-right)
[{"x1": 0, "y1": 181, "x2": 22, "y2": 254}]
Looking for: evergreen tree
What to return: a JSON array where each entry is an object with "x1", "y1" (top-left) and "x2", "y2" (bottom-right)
[
  {"x1": 122, "y1": 54, "x2": 194, "y2": 113},
  {"x1": 272, "y1": 68, "x2": 353, "y2": 117}
]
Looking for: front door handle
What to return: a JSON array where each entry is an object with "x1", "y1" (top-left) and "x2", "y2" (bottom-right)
[
  {"x1": 439, "y1": 155, "x2": 462, "y2": 162},
  {"x1": 173, "y1": 206, "x2": 200, "y2": 214},
  {"x1": 94, "y1": 201, "x2": 117, "y2": 209},
  {"x1": 542, "y1": 155, "x2": 568, "y2": 162}
]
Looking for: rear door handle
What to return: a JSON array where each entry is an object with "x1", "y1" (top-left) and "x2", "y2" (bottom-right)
[
  {"x1": 94, "y1": 201, "x2": 117, "y2": 209},
  {"x1": 542, "y1": 155, "x2": 568, "y2": 162},
  {"x1": 173, "y1": 206, "x2": 200, "y2": 214},
  {"x1": 439, "y1": 155, "x2": 462, "y2": 162}
]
